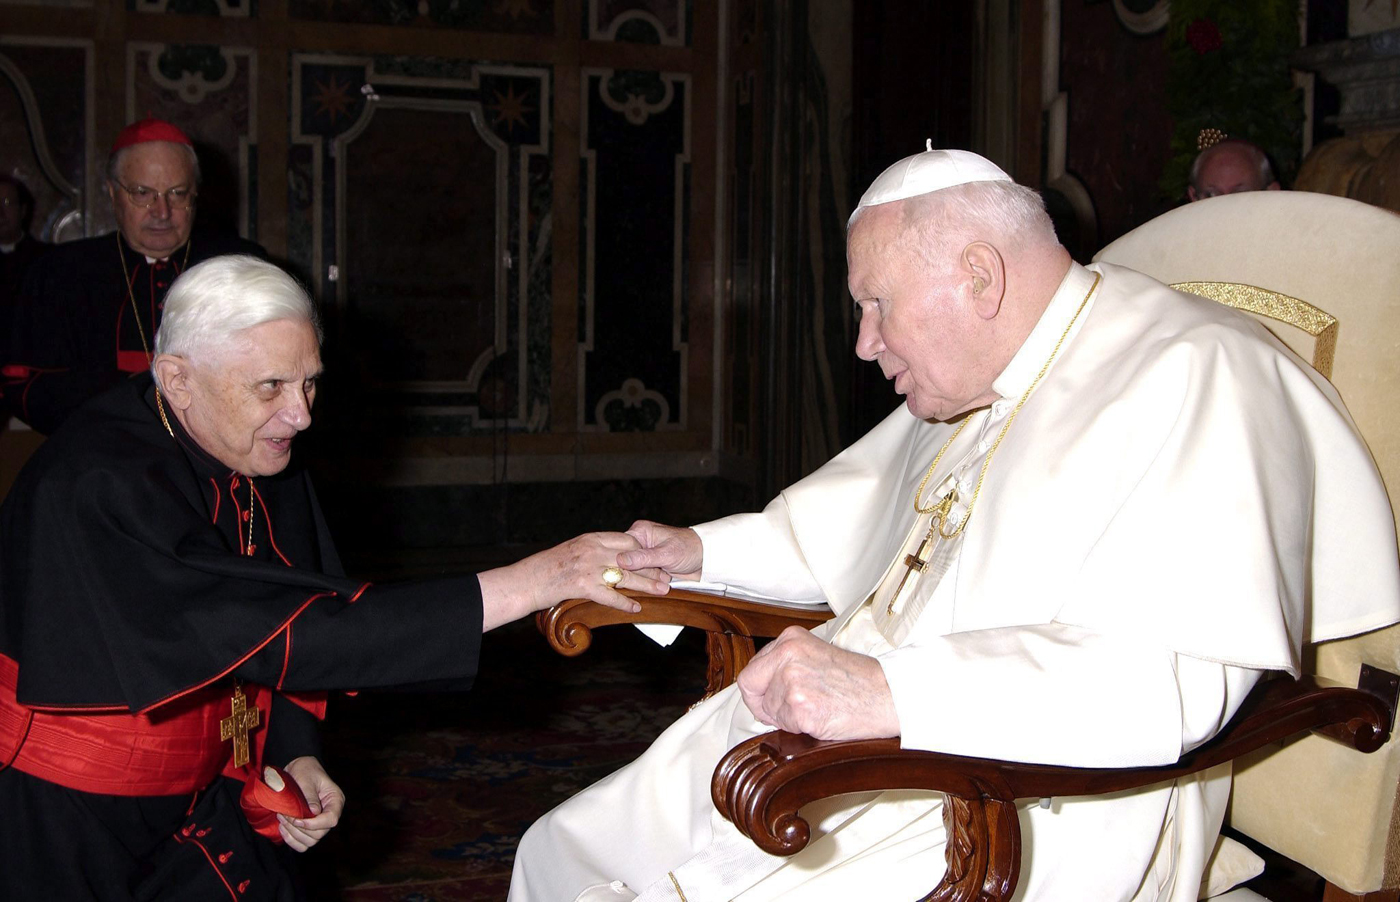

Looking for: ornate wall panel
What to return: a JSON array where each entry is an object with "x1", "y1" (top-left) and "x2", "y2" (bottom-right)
[
  {"x1": 725, "y1": 68, "x2": 756, "y2": 456},
  {"x1": 722, "y1": 0, "x2": 762, "y2": 460},
  {"x1": 578, "y1": 68, "x2": 690, "y2": 431},
  {"x1": 131, "y1": 0, "x2": 253, "y2": 16},
  {"x1": 0, "y1": 0, "x2": 794, "y2": 547},
  {"x1": 0, "y1": 39, "x2": 91, "y2": 242},
  {"x1": 127, "y1": 43, "x2": 258, "y2": 239},
  {"x1": 587, "y1": 0, "x2": 691, "y2": 46},
  {"x1": 289, "y1": 0, "x2": 551, "y2": 33},
  {"x1": 290, "y1": 54, "x2": 550, "y2": 436}
]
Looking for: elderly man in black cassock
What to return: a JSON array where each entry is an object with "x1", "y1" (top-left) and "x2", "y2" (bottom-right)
[
  {"x1": 3, "y1": 118, "x2": 263, "y2": 434},
  {"x1": 0, "y1": 254, "x2": 659, "y2": 900}
]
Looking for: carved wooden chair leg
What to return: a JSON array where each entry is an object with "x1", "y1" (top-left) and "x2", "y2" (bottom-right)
[
  {"x1": 928, "y1": 795, "x2": 1021, "y2": 902},
  {"x1": 704, "y1": 631, "x2": 756, "y2": 699}
]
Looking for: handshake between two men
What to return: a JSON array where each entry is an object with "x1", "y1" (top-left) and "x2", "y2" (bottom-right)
[{"x1": 603, "y1": 519, "x2": 902, "y2": 743}]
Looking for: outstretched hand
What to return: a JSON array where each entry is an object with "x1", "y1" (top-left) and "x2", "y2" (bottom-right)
[
  {"x1": 619, "y1": 519, "x2": 703, "y2": 580},
  {"x1": 478, "y1": 531, "x2": 673, "y2": 631},
  {"x1": 736, "y1": 626, "x2": 900, "y2": 741}
]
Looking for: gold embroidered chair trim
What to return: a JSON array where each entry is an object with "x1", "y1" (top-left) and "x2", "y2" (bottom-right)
[{"x1": 1170, "y1": 281, "x2": 1338, "y2": 380}]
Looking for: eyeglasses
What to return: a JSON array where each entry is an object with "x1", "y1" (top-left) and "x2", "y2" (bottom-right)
[{"x1": 114, "y1": 181, "x2": 197, "y2": 210}]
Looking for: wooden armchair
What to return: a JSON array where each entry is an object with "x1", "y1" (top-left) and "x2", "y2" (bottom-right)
[
  {"x1": 539, "y1": 190, "x2": 1400, "y2": 900},
  {"x1": 540, "y1": 592, "x2": 1396, "y2": 900}
]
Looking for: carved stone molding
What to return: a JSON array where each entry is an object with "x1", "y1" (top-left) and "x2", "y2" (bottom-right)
[
  {"x1": 1294, "y1": 27, "x2": 1400, "y2": 133},
  {"x1": 1112, "y1": 0, "x2": 1170, "y2": 36},
  {"x1": 1294, "y1": 27, "x2": 1400, "y2": 213}
]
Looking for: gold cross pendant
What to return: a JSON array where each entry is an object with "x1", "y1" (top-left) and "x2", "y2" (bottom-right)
[
  {"x1": 219, "y1": 682, "x2": 261, "y2": 768},
  {"x1": 887, "y1": 490, "x2": 959, "y2": 615}
]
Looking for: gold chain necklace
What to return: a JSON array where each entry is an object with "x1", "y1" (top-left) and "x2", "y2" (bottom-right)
[
  {"x1": 130, "y1": 232, "x2": 257, "y2": 556},
  {"x1": 154, "y1": 387, "x2": 175, "y2": 438},
  {"x1": 244, "y1": 478, "x2": 256, "y2": 554},
  {"x1": 152, "y1": 387, "x2": 257, "y2": 554},
  {"x1": 911, "y1": 272, "x2": 1100, "y2": 539},
  {"x1": 116, "y1": 230, "x2": 192, "y2": 364}
]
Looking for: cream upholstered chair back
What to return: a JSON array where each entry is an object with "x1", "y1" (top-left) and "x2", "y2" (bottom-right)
[{"x1": 1095, "y1": 191, "x2": 1400, "y2": 896}]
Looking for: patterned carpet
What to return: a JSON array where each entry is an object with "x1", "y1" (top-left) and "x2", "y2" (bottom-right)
[{"x1": 302, "y1": 618, "x2": 708, "y2": 902}]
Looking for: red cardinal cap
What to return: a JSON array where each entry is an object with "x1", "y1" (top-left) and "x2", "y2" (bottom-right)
[{"x1": 110, "y1": 118, "x2": 193, "y2": 153}]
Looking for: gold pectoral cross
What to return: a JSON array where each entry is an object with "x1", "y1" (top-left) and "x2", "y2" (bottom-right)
[
  {"x1": 219, "y1": 682, "x2": 261, "y2": 768},
  {"x1": 888, "y1": 490, "x2": 958, "y2": 615}
]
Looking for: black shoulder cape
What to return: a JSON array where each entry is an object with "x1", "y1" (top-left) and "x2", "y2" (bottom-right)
[{"x1": 0, "y1": 374, "x2": 482, "y2": 713}]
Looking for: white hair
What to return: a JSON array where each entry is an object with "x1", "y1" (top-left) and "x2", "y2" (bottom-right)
[
  {"x1": 850, "y1": 179, "x2": 1058, "y2": 270},
  {"x1": 153, "y1": 255, "x2": 321, "y2": 370}
]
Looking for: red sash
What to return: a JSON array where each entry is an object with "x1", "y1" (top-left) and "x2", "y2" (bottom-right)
[{"x1": 0, "y1": 654, "x2": 237, "y2": 796}]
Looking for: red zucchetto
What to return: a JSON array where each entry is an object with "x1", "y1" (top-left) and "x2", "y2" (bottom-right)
[{"x1": 110, "y1": 118, "x2": 193, "y2": 153}]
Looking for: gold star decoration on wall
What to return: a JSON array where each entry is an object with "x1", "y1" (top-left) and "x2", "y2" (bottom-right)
[
  {"x1": 310, "y1": 75, "x2": 355, "y2": 124},
  {"x1": 488, "y1": 84, "x2": 532, "y2": 134}
]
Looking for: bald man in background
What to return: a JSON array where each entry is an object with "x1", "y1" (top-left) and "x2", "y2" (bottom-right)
[{"x1": 1187, "y1": 138, "x2": 1280, "y2": 201}]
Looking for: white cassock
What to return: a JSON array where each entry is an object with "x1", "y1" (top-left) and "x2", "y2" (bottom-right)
[{"x1": 510, "y1": 262, "x2": 1400, "y2": 902}]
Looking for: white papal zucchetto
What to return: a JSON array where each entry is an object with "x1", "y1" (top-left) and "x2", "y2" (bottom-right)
[{"x1": 850, "y1": 141, "x2": 1014, "y2": 224}]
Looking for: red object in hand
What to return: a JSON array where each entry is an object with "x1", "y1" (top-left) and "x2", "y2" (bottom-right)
[{"x1": 239, "y1": 765, "x2": 315, "y2": 842}]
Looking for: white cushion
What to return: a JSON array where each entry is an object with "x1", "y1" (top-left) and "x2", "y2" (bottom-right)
[{"x1": 1199, "y1": 835, "x2": 1266, "y2": 900}]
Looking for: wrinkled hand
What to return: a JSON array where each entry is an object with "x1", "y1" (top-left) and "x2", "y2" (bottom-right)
[
  {"x1": 480, "y1": 531, "x2": 675, "y2": 630},
  {"x1": 531, "y1": 531, "x2": 674, "y2": 610},
  {"x1": 279, "y1": 756, "x2": 345, "y2": 853},
  {"x1": 618, "y1": 520, "x2": 703, "y2": 580},
  {"x1": 736, "y1": 626, "x2": 900, "y2": 741}
]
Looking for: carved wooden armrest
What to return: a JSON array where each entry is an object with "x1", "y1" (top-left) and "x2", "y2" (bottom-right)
[
  {"x1": 537, "y1": 589, "x2": 834, "y2": 697},
  {"x1": 711, "y1": 677, "x2": 1393, "y2": 902}
]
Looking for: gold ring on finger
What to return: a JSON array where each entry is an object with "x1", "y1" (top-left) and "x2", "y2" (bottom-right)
[{"x1": 601, "y1": 566, "x2": 624, "y2": 588}]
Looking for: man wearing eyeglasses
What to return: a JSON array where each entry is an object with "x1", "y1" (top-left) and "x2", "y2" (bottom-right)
[{"x1": 3, "y1": 118, "x2": 264, "y2": 434}]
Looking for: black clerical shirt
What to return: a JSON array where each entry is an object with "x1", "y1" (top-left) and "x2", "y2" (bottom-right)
[{"x1": 3, "y1": 228, "x2": 264, "y2": 434}]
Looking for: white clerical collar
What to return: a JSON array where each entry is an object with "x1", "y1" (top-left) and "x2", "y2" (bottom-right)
[{"x1": 991, "y1": 262, "x2": 1099, "y2": 401}]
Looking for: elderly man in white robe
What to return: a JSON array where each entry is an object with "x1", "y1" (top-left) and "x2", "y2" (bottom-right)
[{"x1": 508, "y1": 148, "x2": 1400, "y2": 901}]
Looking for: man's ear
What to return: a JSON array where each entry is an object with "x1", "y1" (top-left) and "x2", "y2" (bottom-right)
[
  {"x1": 962, "y1": 241, "x2": 1006, "y2": 320},
  {"x1": 153, "y1": 355, "x2": 194, "y2": 411},
  {"x1": 105, "y1": 180, "x2": 118, "y2": 206}
]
